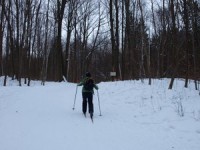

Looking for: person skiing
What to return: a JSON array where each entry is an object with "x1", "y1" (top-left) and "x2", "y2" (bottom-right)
[{"x1": 77, "y1": 72, "x2": 98, "y2": 119}]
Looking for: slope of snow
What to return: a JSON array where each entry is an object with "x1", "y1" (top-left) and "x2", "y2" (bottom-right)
[{"x1": 0, "y1": 78, "x2": 200, "y2": 150}]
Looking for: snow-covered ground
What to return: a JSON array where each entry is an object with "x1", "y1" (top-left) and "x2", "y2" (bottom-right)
[{"x1": 0, "y1": 77, "x2": 200, "y2": 150}]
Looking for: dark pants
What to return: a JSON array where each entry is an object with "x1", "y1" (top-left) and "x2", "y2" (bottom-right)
[{"x1": 82, "y1": 92, "x2": 93, "y2": 114}]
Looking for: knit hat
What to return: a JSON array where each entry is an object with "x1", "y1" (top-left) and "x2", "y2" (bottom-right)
[{"x1": 85, "y1": 72, "x2": 91, "y2": 77}]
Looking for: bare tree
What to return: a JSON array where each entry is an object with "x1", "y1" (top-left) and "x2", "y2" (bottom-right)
[
  {"x1": 138, "y1": 0, "x2": 146, "y2": 82},
  {"x1": 124, "y1": 0, "x2": 132, "y2": 79},
  {"x1": 109, "y1": 0, "x2": 114, "y2": 75},
  {"x1": 0, "y1": 0, "x2": 5, "y2": 76},
  {"x1": 40, "y1": 0, "x2": 49, "y2": 85},
  {"x1": 85, "y1": 1, "x2": 105, "y2": 71},
  {"x1": 55, "y1": 0, "x2": 68, "y2": 81},
  {"x1": 65, "y1": 0, "x2": 77, "y2": 81},
  {"x1": 3, "y1": 0, "x2": 16, "y2": 84},
  {"x1": 183, "y1": 0, "x2": 190, "y2": 88},
  {"x1": 168, "y1": 0, "x2": 178, "y2": 89},
  {"x1": 191, "y1": 0, "x2": 200, "y2": 90},
  {"x1": 109, "y1": 0, "x2": 119, "y2": 80},
  {"x1": 121, "y1": 0, "x2": 125, "y2": 80}
]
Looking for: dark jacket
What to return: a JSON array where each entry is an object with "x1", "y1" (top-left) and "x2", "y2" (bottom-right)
[{"x1": 77, "y1": 77, "x2": 98, "y2": 93}]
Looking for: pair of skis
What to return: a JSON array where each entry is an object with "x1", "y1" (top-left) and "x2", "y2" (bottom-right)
[{"x1": 84, "y1": 113, "x2": 93, "y2": 123}]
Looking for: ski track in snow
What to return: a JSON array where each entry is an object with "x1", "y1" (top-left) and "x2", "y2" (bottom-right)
[{"x1": 0, "y1": 78, "x2": 200, "y2": 150}]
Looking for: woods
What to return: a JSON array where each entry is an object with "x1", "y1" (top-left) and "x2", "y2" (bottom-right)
[{"x1": 0, "y1": 0, "x2": 200, "y2": 88}]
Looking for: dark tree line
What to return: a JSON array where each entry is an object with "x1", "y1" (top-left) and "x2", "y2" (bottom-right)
[{"x1": 0, "y1": 0, "x2": 200, "y2": 89}]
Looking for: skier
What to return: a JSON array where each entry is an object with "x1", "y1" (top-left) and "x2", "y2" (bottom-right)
[{"x1": 77, "y1": 72, "x2": 98, "y2": 119}]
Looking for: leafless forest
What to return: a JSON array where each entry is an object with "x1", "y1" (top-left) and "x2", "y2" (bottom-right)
[{"x1": 0, "y1": 0, "x2": 200, "y2": 89}]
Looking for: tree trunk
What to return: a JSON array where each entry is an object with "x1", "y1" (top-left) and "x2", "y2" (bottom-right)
[
  {"x1": 109, "y1": 0, "x2": 116, "y2": 79},
  {"x1": 115, "y1": 0, "x2": 119, "y2": 80},
  {"x1": 138, "y1": 0, "x2": 146, "y2": 82},
  {"x1": 125, "y1": 0, "x2": 132, "y2": 79},
  {"x1": 65, "y1": 0, "x2": 74, "y2": 81},
  {"x1": 168, "y1": 0, "x2": 177, "y2": 89},
  {"x1": 55, "y1": 0, "x2": 67, "y2": 81},
  {"x1": 0, "y1": 0, "x2": 5, "y2": 76},
  {"x1": 183, "y1": 0, "x2": 189, "y2": 88},
  {"x1": 121, "y1": 0, "x2": 125, "y2": 80},
  {"x1": 41, "y1": 0, "x2": 48, "y2": 85}
]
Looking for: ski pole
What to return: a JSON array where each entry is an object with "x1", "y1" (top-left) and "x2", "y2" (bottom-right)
[
  {"x1": 73, "y1": 86, "x2": 78, "y2": 110},
  {"x1": 97, "y1": 90, "x2": 102, "y2": 116}
]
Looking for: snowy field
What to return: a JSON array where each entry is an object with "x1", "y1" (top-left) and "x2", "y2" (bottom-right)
[{"x1": 0, "y1": 77, "x2": 200, "y2": 150}]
